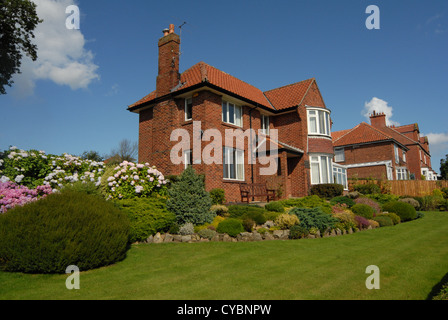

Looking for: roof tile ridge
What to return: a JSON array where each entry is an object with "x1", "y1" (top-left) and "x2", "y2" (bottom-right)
[{"x1": 264, "y1": 78, "x2": 315, "y2": 94}]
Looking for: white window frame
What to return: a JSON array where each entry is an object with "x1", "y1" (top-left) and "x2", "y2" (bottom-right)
[
  {"x1": 402, "y1": 151, "x2": 406, "y2": 163},
  {"x1": 183, "y1": 150, "x2": 192, "y2": 169},
  {"x1": 310, "y1": 154, "x2": 333, "y2": 185},
  {"x1": 396, "y1": 167, "x2": 408, "y2": 181},
  {"x1": 185, "y1": 98, "x2": 193, "y2": 121},
  {"x1": 223, "y1": 147, "x2": 244, "y2": 181},
  {"x1": 333, "y1": 164, "x2": 348, "y2": 190},
  {"x1": 222, "y1": 100, "x2": 242, "y2": 127},
  {"x1": 334, "y1": 148, "x2": 345, "y2": 163},
  {"x1": 261, "y1": 114, "x2": 270, "y2": 135},
  {"x1": 394, "y1": 144, "x2": 399, "y2": 164},
  {"x1": 307, "y1": 107, "x2": 331, "y2": 137}
]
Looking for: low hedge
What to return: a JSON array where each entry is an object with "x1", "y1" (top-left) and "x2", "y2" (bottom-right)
[
  {"x1": 216, "y1": 218, "x2": 244, "y2": 237},
  {"x1": 0, "y1": 190, "x2": 130, "y2": 274},
  {"x1": 382, "y1": 201, "x2": 417, "y2": 222}
]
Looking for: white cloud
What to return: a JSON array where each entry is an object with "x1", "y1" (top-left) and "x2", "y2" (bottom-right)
[
  {"x1": 362, "y1": 97, "x2": 400, "y2": 127},
  {"x1": 12, "y1": 0, "x2": 99, "y2": 97},
  {"x1": 425, "y1": 132, "x2": 448, "y2": 146}
]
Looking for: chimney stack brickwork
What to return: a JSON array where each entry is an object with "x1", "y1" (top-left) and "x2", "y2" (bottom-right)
[{"x1": 156, "y1": 25, "x2": 180, "y2": 97}]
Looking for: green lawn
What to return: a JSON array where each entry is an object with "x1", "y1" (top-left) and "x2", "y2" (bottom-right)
[{"x1": 1, "y1": 212, "x2": 447, "y2": 300}]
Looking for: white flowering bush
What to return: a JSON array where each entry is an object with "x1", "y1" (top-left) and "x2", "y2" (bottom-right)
[
  {"x1": 0, "y1": 146, "x2": 104, "y2": 190},
  {"x1": 104, "y1": 161, "x2": 168, "y2": 200}
]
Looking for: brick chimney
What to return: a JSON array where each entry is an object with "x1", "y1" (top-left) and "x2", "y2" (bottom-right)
[
  {"x1": 156, "y1": 24, "x2": 180, "y2": 97},
  {"x1": 370, "y1": 111, "x2": 387, "y2": 128}
]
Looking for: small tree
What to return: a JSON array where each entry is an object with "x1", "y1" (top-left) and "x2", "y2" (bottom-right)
[
  {"x1": 108, "y1": 139, "x2": 138, "y2": 164},
  {"x1": 441, "y1": 154, "x2": 448, "y2": 180},
  {"x1": 167, "y1": 167, "x2": 214, "y2": 225}
]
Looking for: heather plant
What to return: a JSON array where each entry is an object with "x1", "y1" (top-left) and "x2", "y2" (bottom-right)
[
  {"x1": 198, "y1": 228, "x2": 217, "y2": 240},
  {"x1": 354, "y1": 197, "x2": 381, "y2": 214},
  {"x1": 0, "y1": 181, "x2": 52, "y2": 214},
  {"x1": 354, "y1": 215, "x2": 370, "y2": 230},
  {"x1": 104, "y1": 161, "x2": 168, "y2": 200},
  {"x1": 275, "y1": 213, "x2": 300, "y2": 229}
]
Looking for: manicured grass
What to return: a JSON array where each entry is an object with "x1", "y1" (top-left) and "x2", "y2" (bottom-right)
[{"x1": 1, "y1": 212, "x2": 447, "y2": 300}]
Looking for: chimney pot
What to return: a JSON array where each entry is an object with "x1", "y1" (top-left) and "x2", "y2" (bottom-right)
[
  {"x1": 162, "y1": 28, "x2": 169, "y2": 36},
  {"x1": 169, "y1": 24, "x2": 175, "y2": 34}
]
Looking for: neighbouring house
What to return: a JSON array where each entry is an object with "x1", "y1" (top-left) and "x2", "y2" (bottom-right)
[
  {"x1": 332, "y1": 111, "x2": 436, "y2": 181},
  {"x1": 127, "y1": 24, "x2": 346, "y2": 202}
]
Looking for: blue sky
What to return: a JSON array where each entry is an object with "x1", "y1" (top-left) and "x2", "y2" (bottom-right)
[{"x1": 1, "y1": 0, "x2": 447, "y2": 173}]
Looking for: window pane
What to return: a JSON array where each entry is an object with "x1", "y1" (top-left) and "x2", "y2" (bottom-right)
[
  {"x1": 223, "y1": 148, "x2": 229, "y2": 179},
  {"x1": 309, "y1": 114, "x2": 317, "y2": 133},
  {"x1": 321, "y1": 156, "x2": 329, "y2": 183},
  {"x1": 235, "y1": 105, "x2": 242, "y2": 127},
  {"x1": 228, "y1": 103, "x2": 235, "y2": 124},
  {"x1": 236, "y1": 150, "x2": 244, "y2": 180},
  {"x1": 230, "y1": 149, "x2": 236, "y2": 179},
  {"x1": 335, "y1": 148, "x2": 345, "y2": 162},
  {"x1": 326, "y1": 113, "x2": 331, "y2": 135},
  {"x1": 311, "y1": 162, "x2": 320, "y2": 184},
  {"x1": 222, "y1": 102, "x2": 228, "y2": 122},
  {"x1": 319, "y1": 111, "x2": 326, "y2": 134},
  {"x1": 185, "y1": 98, "x2": 193, "y2": 120}
]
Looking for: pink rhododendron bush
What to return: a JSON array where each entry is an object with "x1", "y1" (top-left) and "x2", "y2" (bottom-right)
[
  {"x1": 0, "y1": 181, "x2": 52, "y2": 214},
  {"x1": 104, "y1": 161, "x2": 168, "y2": 200}
]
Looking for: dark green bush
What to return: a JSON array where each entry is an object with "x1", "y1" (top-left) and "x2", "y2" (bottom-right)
[
  {"x1": 264, "y1": 201, "x2": 285, "y2": 212},
  {"x1": 289, "y1": 207, "x2": 338, "y2": 232},
  {"x1": 279, "y1": 195, "x2": 333, "y2": 214},
  {"x1": 373, "y1": 215, "x2": 394, "y2": 227},
  {"x1": 216, "y1": 218, "x2": 244, "y2": 237},
  {"x1": 382, "y1": 201, "x2": 417, "y2": 222},
  {"x1": 351, "y1": 203, "x2": 375, "y2": 220},
  {"x1": 289, "y1": 225, "x2": 309, "y2": 239},
  {"x1": 167, "y1": 167, "x2": 214, "y2": 225},
  {"x1": 310, "y1": 183, "x2": 343, "y2": 198},
  {"x1": 209, "y1": 188, "x2": 226, "y2": 205},
  {"x1": 353, "y1": 183, "x2": 381, "y2": 195},
  {"x1": 330, "y1": 196, "x2": 355, "y2": 208},
  {"x1": 0, "y1": 191, "x2": 130, "y2": 274},
  {"x1": 242, "y1": 218, "x2": 255, "y2": 232},
  {"x1": 114, "y1": 197, "x2": 176, "y2": 243},
  {"x1": 228, "y1": 204, "x2": 266, "y2": 218}
]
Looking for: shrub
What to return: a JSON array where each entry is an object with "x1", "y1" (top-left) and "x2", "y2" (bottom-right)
[
  {"x1": 60, "y1": 181, "x2": 101, "y2": 196},
  {"x1": 381, "y1": 212, "x2": 401, "y2": 225},
  {"x1": 398, "y1": 198, "x2": 420, "y2": 210},
  {"x1": 228, "y1": 204, "x2": 265, "y2": 218},
  {"x1": 351, "y1": 203, "x2": 375, "y2": 220},
  {"x1": 0, "y1": 181, "x2": 52, "y2": 214},
  {"x1": 104, "y1": 161, "x2": 167, "y2": 200},
  {"x1": 264, "y1": 211, "x2": 283, "y2": 221},
  {"x1": 209, "y1": 188, "x2": 225, "y2": 205},
  {"x1": 416, "y1": 211, "x2": 425, "y2": 220},
  {"x1": 279, "y1": 195, "x2": 333, "y2": 214},
  {"x1": 373, "y1": 215, "x2": 394, "y2": 227},
  {"x1": 257, "y1": 227, "x2": 267, "y2": 235},
  {"x1": 310, "y1": 183, "x2": 343, "y2": 199},
  {"x1": 330, "y1": 196, "x2": 355, "y2": 208},
  {"x1": 210, "y1": 204, "x2": 229, "y2": 217},
  {"x1": 354, "y1": 197, "x2": 381, "y2": 214},
  {"x1": 242, "y1": 218, "x2": 255, "y2": 232},
  {"x1": 382, "y1": 201, "x2": 417, "y2": 222},
  {"x1": 179, "y1": 223, "x2": 195, "y2": 235},
  {"x1": 264, "y1": 201, "x2": 285, "y2": 213},
  {"x1": 416, "y1": 195, "x2": 439, "y2": 211},
  {"x1": 354, "y1": 215, "x2": 370, "y2": 229},
  {"x1": 346, "y1": 191, "x2": 361, "y2": 199},
  {"x1": 366, "y1": 193, "x2": 399, "y2": 205},
  {"x1": 353, "y1": 183, "x2": 381, "y2": 195},
  {"x1": 289, "y1": 225, "x2": 309, "y2": 239},
  {"x1": 441, "y1": 187, "x2": 448, "y2": 199},
  {"x1": 198, "y1": 228, "x2": 217, "y2": 240},
  {"x1": 167, "y1": 167, "x2": 214, "y2": 225},
  {"x1": 114, "y1": 197, "x2": 176, "y2": 243},
  {"x1": 289, "y1": 207, "x2": 338, "y2": 232},
  {"x1": 216, "y1": 218, "x2": 244, "y2": 237},
  {"x1": 274, "y1": 214, "x2": 300, "y2": 229},
  {"x1": 0, "y1": 191, "x2": 130, "y2": 274},
  {"x1": 368, "y1": 219, "x2": 380, "y2": 229}
]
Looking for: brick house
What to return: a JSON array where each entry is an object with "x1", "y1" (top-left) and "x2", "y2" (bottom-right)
[
  {"x1": 127, "y1": 24, "x2": 343, "y2": 202},
  {"x1": 332, "y1": 111, "x2": 436, "y2": 181}
]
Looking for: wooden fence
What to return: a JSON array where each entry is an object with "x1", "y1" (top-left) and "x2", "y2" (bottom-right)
[{"x1": 348, "y1": 180, "x2": 448, "y2": 197}]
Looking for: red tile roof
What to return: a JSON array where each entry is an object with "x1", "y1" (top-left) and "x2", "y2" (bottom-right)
[
  {"x1": 264, "y1": 79, "x2": 315, "y2": 110},
  {"x1": 129, "y1": 62, "x2": 317, "y2": 112},
  {"x1": 332, "y1": 122, "x2": 394, "y2": 147}
]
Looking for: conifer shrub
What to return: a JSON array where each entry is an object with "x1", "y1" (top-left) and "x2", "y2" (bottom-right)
[
  {"x1": 289, "y1": 207, "x2": 338, "y2": 232},
  {"x1": 289, "y1": 225, "x2": 309, "y2": 239},
  {"x1": 114, "y1": 197, "x2": 176, "y2": 243},
  {"x1": 0, "y1": 191, "x2": 130, "y2": 274},
  {"x1": 166, "y1": 167, "x2": 213, "y2": 225}
]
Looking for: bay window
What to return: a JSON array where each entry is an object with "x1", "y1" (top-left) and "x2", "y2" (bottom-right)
[
  {"x1": 310, "y1": 154, "x2": 333, "y2": 184},
  {"x1": 223, "y1": 147, "x2": 244, "y2": 180},
  {"x1": 307, "y1": 108, "x2": 331, "y2": 136},
  {"x1": 222, "y1": 100, "x2": 242, "y2": 127}
]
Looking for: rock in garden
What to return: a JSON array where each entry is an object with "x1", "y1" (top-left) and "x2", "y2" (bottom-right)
[
  {"x1": 252, "y1": 232, "x2": 263, "y2": 241},
  {"x1": 164, "y1": 233, "x2": 174, "y2": 243},
  {"x1": 146, "y1": 235, "x2": 154, "y2": 244},
  {"x1": 181, "y1": 235, "x2": 192, "y2": 243},
  {"x1": 153, "y1": 232, "x2": 163, "y2": 244}
]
